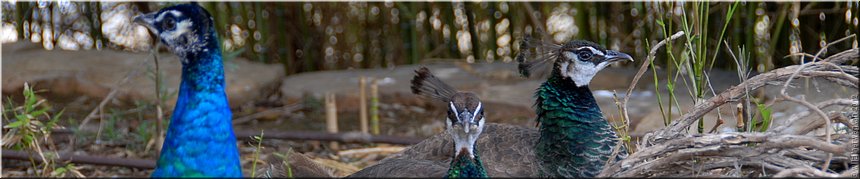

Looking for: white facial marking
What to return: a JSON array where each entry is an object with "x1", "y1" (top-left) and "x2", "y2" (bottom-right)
[
  {"x1": 449, "y1": 102, "x2": 459, "y2": 120},
  {"x1": 561, "y1": 51, "x2": 611, "y2": 87},
  {"x1": 470, "y1": 102, "x2": 482, "y2": 123},
  {"x1": 161, "y1": 19, "x2": 194, "y2": 40},
  {"x1": 155, "y1": 10, "x2": 183, "y2": 22},
  {"x1": 575, "y1": 46, "x2": 604, "y2": 56}
]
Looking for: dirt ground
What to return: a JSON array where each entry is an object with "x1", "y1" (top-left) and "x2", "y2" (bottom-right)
[{"x1": 0, "y1": 86, "x2": 535, "y2": 177}]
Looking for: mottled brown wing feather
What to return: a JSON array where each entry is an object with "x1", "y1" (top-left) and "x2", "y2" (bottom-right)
[
  {"x1": 347, "y1": 158, "x2": 448, "y2": 178},
  {"x1": 257, "y1": 149, "x2": 336, "y2": 178}
]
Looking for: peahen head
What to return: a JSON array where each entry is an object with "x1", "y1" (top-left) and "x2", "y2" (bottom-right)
[
  {"x1": 134, "y1": 3, "x2": 217, "y2": 61},
  {"x1": 518, "y1": 38, "x2": 633, "y2": 87},
  {"x1": 411, "y1": 67, "x2": 488, "y2": 178},
  {"x1": 445, "y1": 92, "x2": 485, "y2": 159},
  {"x1": 410, "y1": 67, "x2": 485, "y2": 158}
]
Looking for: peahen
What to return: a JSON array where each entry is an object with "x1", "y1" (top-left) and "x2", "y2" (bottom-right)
[
  {"x1": 135, "y1": 4, "x2": 332, "y2": 177},
  {"x1": 353, "y1": 38, "x2": 633, "y2": 177},
  {"x1": 349, "y1": 67, "x2": 489, "y2": 178}
]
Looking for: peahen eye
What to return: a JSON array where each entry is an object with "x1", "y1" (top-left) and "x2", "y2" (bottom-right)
[
  {"x1": 162, "y1": 17, "x2": 176, "y2": 30},
  {"x1": 578, "y1": 51, "x2": 593, "y2": 60}
]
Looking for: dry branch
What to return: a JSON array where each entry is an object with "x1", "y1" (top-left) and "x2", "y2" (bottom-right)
[
  {"x1": 51, "y1": 128, "x2": 424, "y2": 145},
  {"x1": 600, "y1": 133, "x2": 850, "y2": 177},
  {"x1": 604, "y1": 46, "x2": 858, "y2": 177},
  {"x1": 774, "y1": 167, "x2": 839, "y2": 177},
  {"x1": 773, "y1": 97, "x2": 857, "y2": 135},
  {"x1": 235, "y1": 130, "x2": 423, "y2": 145},
  {"x1": 645, "y1": 52, "x2": 858, "y2": 144},
  {"x1": 336, "y1": 146, "x2": 405, "y2": 156},
  {"x1": 2, "y1": 150, "x2": 155, "y2": 169},
  {"x1": 232, "y1": 104, "x2": 303, "y2": 125}
]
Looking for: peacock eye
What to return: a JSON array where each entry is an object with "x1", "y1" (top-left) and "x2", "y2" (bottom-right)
[
  {"x1": 578, "y1": 50, "x2": 593, "y2": 60},
  {"x1": 162, "y1": 17, "x2": 176, "y2": 30}
]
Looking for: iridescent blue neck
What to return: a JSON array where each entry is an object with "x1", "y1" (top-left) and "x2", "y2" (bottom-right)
[{"x1": 153, "y1": 34, "x2": 242, "y2": 177}]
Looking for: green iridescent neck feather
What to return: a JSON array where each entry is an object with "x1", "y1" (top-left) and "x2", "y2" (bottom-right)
[
  {"x1": 533, "y1": 71, "x2": 623, "y2": 177},
  {"x1": 445, "y1": 146, "x2": 488, "y2": 178}
]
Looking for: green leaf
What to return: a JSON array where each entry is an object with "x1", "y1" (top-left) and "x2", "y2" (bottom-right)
[
  {"x1": 51, "y1": 167, "x2": 68, "y2": 177},
  {"x1": 47, "y1": 109, "x2": 65, "y2": 129},
  {"x1": 5, "y1": 120, "x2": 26, "y2": 128},
  {"x1": 756, "y1": 102, "x2": 773, "y2": 132},
  {"x1": 22, "y1": 134, "x2": 34, "y2": 145},
  {"x1": 31, "y1": 108, "x2": 49, "y2": 118}
]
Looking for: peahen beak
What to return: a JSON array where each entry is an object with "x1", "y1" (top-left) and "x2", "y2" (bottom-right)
[
  {"x1": 458, "y1": 111, "x2": 477, "y2": 134},
  {"x1": 604, "y1": 50, "x2": 634, "y2": 63}
]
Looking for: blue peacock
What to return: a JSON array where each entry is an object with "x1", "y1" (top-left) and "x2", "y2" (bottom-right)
[
  {"x1": 136, "y1": 4, "x2": 334, "y2": 178},
  {"x1": 352, "y1": 38, "x2": 632, "y2": 177},
  {"x1": 134, "y1": 4, "x2": 242, "y2": 177}
]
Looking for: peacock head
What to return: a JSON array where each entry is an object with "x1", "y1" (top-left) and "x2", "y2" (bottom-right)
[
  {"x1": 134, "y1": 3, "x2": 216, "y2": 61},
  {"x1": 445, "y1": 92, "x2": 485, "y2": 159},
  {"x1": 517, "y1": 38, "x2": 633, "y2": 87}
]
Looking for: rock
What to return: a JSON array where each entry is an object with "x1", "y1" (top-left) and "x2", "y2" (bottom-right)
[{"x1": 2, "y1": 41, "x2": 284, "y2": 109}]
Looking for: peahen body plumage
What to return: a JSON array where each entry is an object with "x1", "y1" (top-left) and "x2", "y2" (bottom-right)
[
  {"x1": 135, "y1": 4, "x2": 241, "y2": 177},
  {"x1": 354, "y1": 38, "x2": 632, "y2": 177}
]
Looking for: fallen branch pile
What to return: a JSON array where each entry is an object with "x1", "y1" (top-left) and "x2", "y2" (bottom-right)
[{"x1": 601, "y1": 33, "x2": 858, "y2": 177}]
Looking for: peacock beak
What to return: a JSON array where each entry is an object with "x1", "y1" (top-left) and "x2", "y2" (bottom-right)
[
  {"x1": 604, "y1": 50, "x2": 634, "y2": 63},
  {"x1": 133, "y1": 12, "x2": 158, "y2": 32}
]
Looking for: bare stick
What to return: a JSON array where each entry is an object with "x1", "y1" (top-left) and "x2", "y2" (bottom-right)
[
  {"x1": 370, "y1": 79, "x2": 380, "y2": 135},
  {"x1": 153, "y1": 45, "x2": 165, "y2": 157},
  {"x1": 232, "y1": 104, "x2": 303, "y2": 125},
  {"x1": 336, "y1": 146, "x2": 405, "y2": 156},
  {"x1": 233, "y1": 130, "x2": 423, "y2": 145},
  {"x1": 53, "y1": 128, "x2": 424, "y2": 145},
  {"x1": 359, "y1": 77, "x2": 368, "y2": 134},
  {"x1": 2, "y1": 150, "x2": 155, "y2": 169},
  {"x1": 620, "y1": 31, "x2": 685, "y2": 133},
  {"x1": 325, "y1": 93, "x2": 339, "y2": 150}
]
